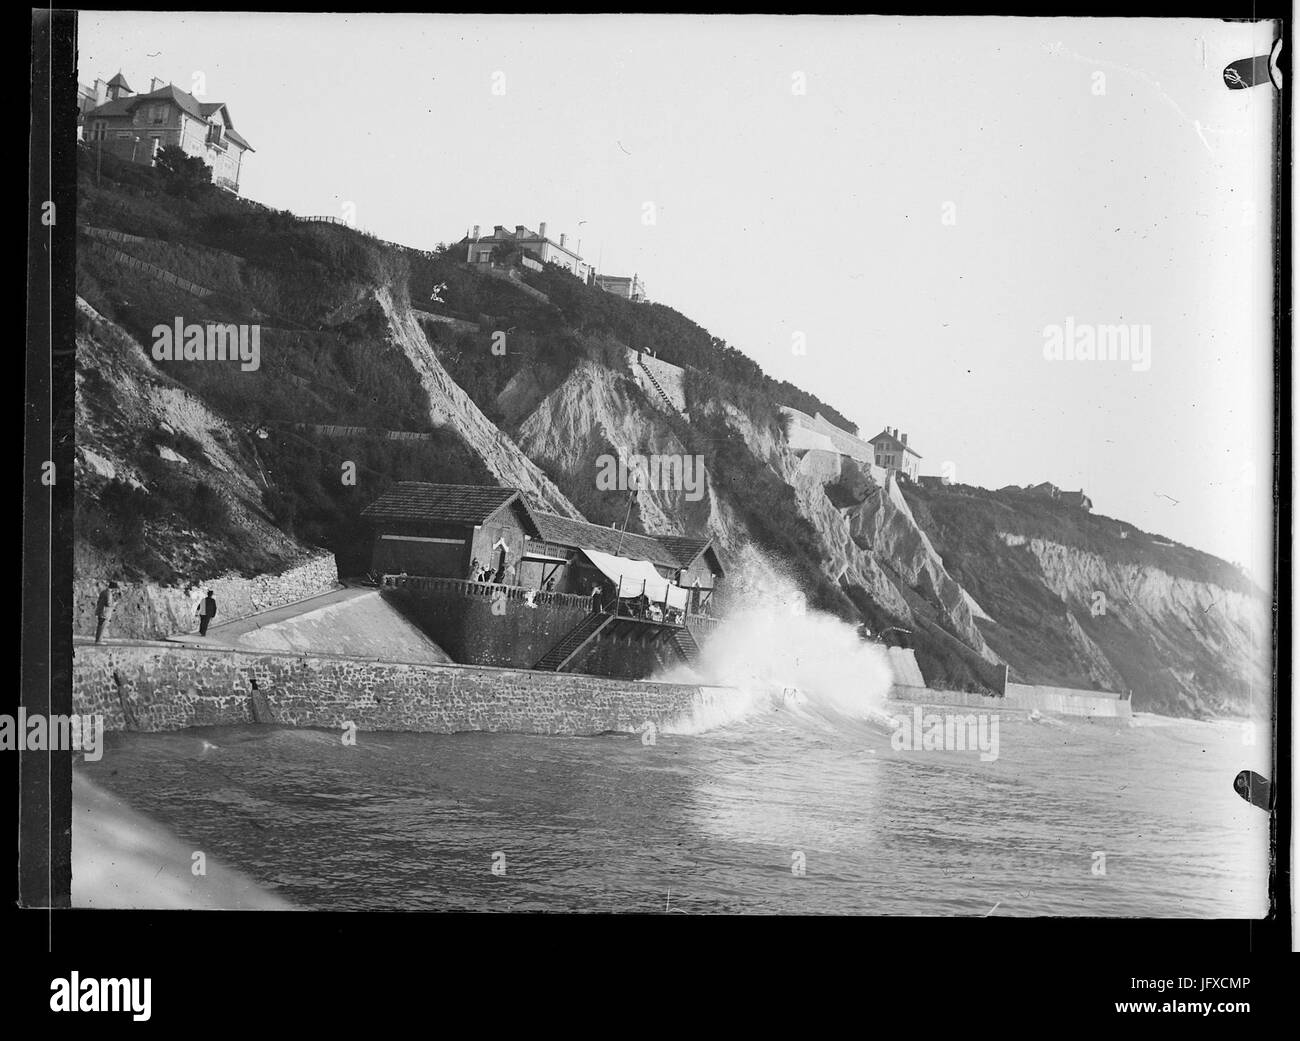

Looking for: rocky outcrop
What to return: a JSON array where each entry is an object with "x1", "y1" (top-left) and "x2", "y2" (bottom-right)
[
  {"x1": 782, "y1": 449, "x2": 995, "y2": 659},
  {"x1": 514, "y1": 358, "x2": 746, "y2": 548}
]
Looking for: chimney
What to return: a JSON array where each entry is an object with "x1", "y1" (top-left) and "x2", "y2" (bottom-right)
[
  {"x1": 471, "y1": 224, "x2": 480, "y2": 241},
  {"x1": 94, "y1": 78, "x2": 107, "y2": 105},
  {"x1": 150, "y1": 76, "x2": 165, "y2": 92},
  {"x1": 515, "y1": 225, "x2": 527, "y2": 237},
  {"x1": 538, "y1": 221, "x2": 547, "y2": 240},
  {"x1": 901, "y1": 433, "x2": 908, "y2": 446},
  {"x1": 559, "y1": 233, "x2": 566, "y2": 248},
  {"x1": 494, "y1": 225, "x2": 506, "y2": 236}
]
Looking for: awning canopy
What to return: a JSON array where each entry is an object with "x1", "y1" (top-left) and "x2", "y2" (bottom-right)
[{"x1": 581, "y1": 549, "x2": 689, "y2": 610}]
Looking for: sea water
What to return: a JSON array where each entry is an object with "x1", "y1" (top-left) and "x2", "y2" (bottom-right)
[{"x1": 75, "y1": 567, "x2": 1271, "y2": 915}]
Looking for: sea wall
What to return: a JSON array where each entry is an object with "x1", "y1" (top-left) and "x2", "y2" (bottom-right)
[
  {"x1": 73, "y1": 642, "x2": 720, "y2": 736},
  {"x1": 885, "y1": 647, "x2": 926, "y2": 688},
  {"x1": 76, "y1": 551, "x2": 340, "y2": 641},
  {"x1": 1004, "y1": 682, "x2": 1131, "y2": 719},
  {"x1": 388, "y1": 581, "x2": 591, "y2": 669},
  {"x1": 890, "y1": 682, "x2": 1131, "y2": 721}
]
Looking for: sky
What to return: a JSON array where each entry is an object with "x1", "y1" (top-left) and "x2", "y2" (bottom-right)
[{"x1": 78, "y1": 14, "x2": 1278, "y2": 585}]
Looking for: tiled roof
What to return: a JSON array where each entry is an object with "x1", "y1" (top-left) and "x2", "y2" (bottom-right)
[
  {"x1": 361, "y1": 483, "x2": 523, "y2": 526},
  {"x1": 655, "y1": 535, "x2": 715, "y2": 570},
  {"x1": 531, "y1": 512, "x2": 682, "y2": 569},
  {"x1": 85, "y1": 85, "x2": 254, "y2": 151},
  {"x1": 107, "y1": 71, "x2": 131, "y2": 89}
]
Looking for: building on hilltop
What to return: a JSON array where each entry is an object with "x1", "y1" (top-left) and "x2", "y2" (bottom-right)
[
  {"x1": 594, "y1": 273, "x2": 647, "y2": 302},
  {"x1": 917, "y1": 474, "x2": 951, "y2": 489},
  {"x1": 1059, "y1": 489, "x2": 1093, "y2": 511},
  {"x1": 867, "y1": 427, "x2": 922, "y2": 481},
  {"x1": 81, "y1": 72, "x2": 254, "y2": 193},
  {"x1": 464, "y1": 223, "x2": 592, "y2": 282},
  {"x1": 1026, "y1": 482, "x2": 1060, "y2": 500}
]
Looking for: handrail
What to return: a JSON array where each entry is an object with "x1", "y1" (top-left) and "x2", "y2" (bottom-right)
[
  {"x1": 380, "y1": 573, "x2": 722, "y2": 629},
  {"x1": 380, "y1": 574, "x2": 592, "y2": 610}
]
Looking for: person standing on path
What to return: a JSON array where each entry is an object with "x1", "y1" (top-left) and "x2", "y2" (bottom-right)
[
  {"x1": 185, "y1": 583, "x2": 204, "y2": 630},
  {"x1": 197, "y1": 590, "x2": 218, "y2": 637},
  {"x1": 94, "y1": 582, "x2": 119, "y2": 643}
]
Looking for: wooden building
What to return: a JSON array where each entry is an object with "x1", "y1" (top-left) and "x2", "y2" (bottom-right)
[
  {"x1": 362, "y1": 483, "x2": 725, "y2": 613},
  {"x1": 361, "y1": 483, "x2": 539, "y2": 582}
]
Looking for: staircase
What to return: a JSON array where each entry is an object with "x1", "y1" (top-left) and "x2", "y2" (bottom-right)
[
  {"x1": 670, "y1": 626, "x2": 702, "y2": 667},
  {"x1": 534, "y1": 612, "x2": 614, "y2": 671},
  {"x1": 637, "y1": 356, "x2": 688, "y2": 418}
]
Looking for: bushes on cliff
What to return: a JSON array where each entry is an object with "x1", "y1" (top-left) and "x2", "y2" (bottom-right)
[{"x1": 154, "y1": 145, "x2": 214, "y2": 200}]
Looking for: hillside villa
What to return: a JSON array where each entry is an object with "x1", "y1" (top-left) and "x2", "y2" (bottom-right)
[
  {"x1": 465, "y1": 223, "x2": 592, "y2": 282},
  {"x1": 80, "y1": 71, "x2": 254, "y2": 193}
]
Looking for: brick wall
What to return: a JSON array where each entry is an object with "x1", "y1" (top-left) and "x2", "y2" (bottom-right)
[
  {"x1": 77, "y1": 551, "x2": 340, "y2": 641},
  {"x1": 73, "y1": 642, "x2": 713, "y2": 736}
]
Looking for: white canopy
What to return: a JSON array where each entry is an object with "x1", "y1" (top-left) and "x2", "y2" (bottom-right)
[{"x1": 582, "y1": 549, "x2": 689, "y2": 611}]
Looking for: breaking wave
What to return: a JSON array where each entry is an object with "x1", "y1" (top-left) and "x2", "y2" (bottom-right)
[{"x1": 655, "y1": 545, "x2": 896, "y2": 734}]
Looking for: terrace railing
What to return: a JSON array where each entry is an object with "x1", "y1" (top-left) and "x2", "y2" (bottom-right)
[{"x1": 380, "y1": 574, "x2": 593, "y2": 611}]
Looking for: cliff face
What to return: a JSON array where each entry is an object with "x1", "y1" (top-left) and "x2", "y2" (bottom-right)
[
  {"x1": 779, "y1": 449, "x2": 999, "y2": 676},
  {"x1": 512, "y1": 358, "x2": 753, "y2": 552},
  {"x1": 904, "y1": 486, "x2": 1271, "y2": 718},
  {"x1": 511, "y1": 362, "x2": 999, "y2": 682},
  {"x1": 74, "y1": 296, "x2": 307, "y2": 585},
  {"x1": 73, "y1": 166, "x2": 1268, "y2": 717},
  {"x1": 376, "y1": 287, "x2": 583, "y2": 520}
]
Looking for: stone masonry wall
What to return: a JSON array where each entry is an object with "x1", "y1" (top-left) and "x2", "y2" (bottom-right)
[
  {"x1": 73, "y1": 642, "x2": 719, "y2": 736},
  {"x1": 75, "y1": 551, "x2": 340, "y2": 641}
]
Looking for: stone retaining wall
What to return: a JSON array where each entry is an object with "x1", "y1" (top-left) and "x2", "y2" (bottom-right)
[
  {"x1": 76, "y1": 551, "x2": 340, "y2": 641},
  {"x1": 74, "y1": 642, "x2": 720, "y2": 736},
  {"x1": 890, "y1": 682, "x2": 1132, "y2": 721}
]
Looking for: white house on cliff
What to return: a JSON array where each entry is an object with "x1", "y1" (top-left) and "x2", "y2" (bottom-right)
[{"x1": 868, "y1": 427, "x2": 921, "y2": 481}]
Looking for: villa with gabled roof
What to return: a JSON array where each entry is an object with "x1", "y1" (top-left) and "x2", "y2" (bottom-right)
[{"x1": 82, "y1": 72, "x2": 254, "y2": 193}]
